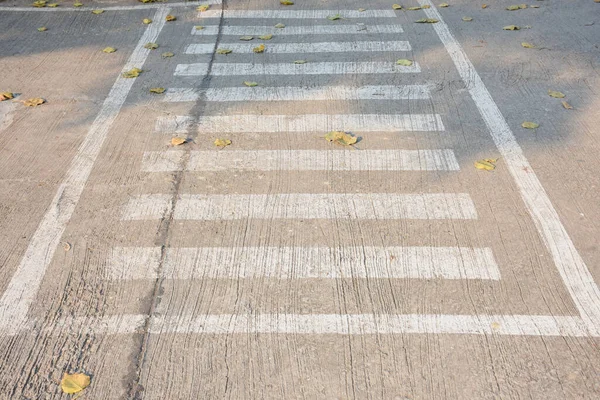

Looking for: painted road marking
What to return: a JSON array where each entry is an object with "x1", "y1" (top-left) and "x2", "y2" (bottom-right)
[
  {"x1": 0, "y1": 0, "x2": 220, "y2": 11},
  {"x1": 107, "y1": 246, "x2": 500, "y2": 280},
  {"x1": 164, "y1": 85, "x2": 431, "y2": 103},
  {"x1": 197, "y1": 9, "x2": 396, "y2": 19},
  {"x1": 174, "y1": 61, "x2": 421, "y2": 76},
  {"x1": 0, "y1": 7, "x2": 172, "y2": 336},
  {"x1": 191, "y1": 24, "x2": 405, "y2": 36},
  {"x1": 419, "y1": 0, "x2": 600, "y2": 334},
  {"x1": 122, "y1": 193, "x2": 477, "y2": 221},
  {"x1": 140, "y1": 149, "x2": 460, "y2": 172},
  {"x1": 185, "y1": 41, "x2": 412, "y2": 54},
  {"x1": 155, "y1": 114, "x2": 444, "y2": 133}
]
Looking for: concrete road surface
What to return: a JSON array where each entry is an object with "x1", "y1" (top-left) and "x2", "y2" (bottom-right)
[{"x1": 1, "y1": 0, "x2": 600, "y2": 398}]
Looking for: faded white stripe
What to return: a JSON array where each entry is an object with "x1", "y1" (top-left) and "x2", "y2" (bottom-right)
[
  {"x1": 141, "y1": 149, "x2": 460, "y2": 172},
  {"x1": 155, "y1": 115, "x2": 193, "y2": 133},
  {"x1": 186, "y1": 41, "x2": 411, "y2": 54},
  {"x1": 107, "y1": 246, "x2": 500, "y2": 280},
  {"x1": 174, "y1": 61, "x2": 421, "y2": 76},
  {"x1": 122, "y1": 193, "x2": 477, "y2": 220},
  {"x1": 198, "y1": 10, "x2": 397, "y2": 19},
  {"x1": 1, "y1": 0, "x2": 220, "y2": 11},
  {"x1": 164, "y1": 85, "x2": 431, "y2": 103},
  {"x1": 192, "y1": 24, "x2": 405, "y2": 36}
]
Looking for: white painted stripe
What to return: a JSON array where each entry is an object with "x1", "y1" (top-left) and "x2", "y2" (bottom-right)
[
  {"x1": 141, "y1": 149, "x2": 460, "y2": 172},
  {"x1": 0, "y1": 8, "x2": 172, "y2": 336},
  {"x1": 164, "y1": 85, "x2": 431, "y2": 103},
  {"x1": 108, "y1": 246, "x2": 500, "y2": 280},
  {"x1": 154, "y1": 115, "x2": 193, "y2": 133},
  {"x1": 0, "y1": 1, "x2": 220, "y2": 11},
  {"x1": 192, "y1": 24, "x2": 405, "y2": 36},
  {"x1": 185, "y1": 41, "x2": 411, "y2": 54},
  {"x1": 198, "y1": 10, "x2": 397, "y2": 19},
  {"x1": 420, "y1": 0, "x2": 600, "y2": 335},
  {"x1": 122, "y1": 193, "x2": 477, "y2": 221},
  {"x1": 174, "y1": 61, "x2": 421, "y2": 76}
]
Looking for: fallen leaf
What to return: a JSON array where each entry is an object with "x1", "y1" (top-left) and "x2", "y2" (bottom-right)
[
  {"x1": 358, "y1": 8, "x2": 366, "y2": 12},
  {"x1": 122, "y1": 68, "x2": 142, "y2": 78},
  {"x1": 63, "y1": 242, "x2": 71, "y2": 251},
  {"x1": 408, "y1": 6, "x2": 422, "y2": 10},
  {"x1": 392, "y1": 4, "x2": 402, "y2": 10},
  {"x1": 327, "y1": 14, "x2": 342, "y2": 20},
  {"x1": 73, "y1": 2, "x2": 83, "y2": 7},
  {"x1": 214, "y1": 138, "x2": 232, "y2": 147},
  {"x1": 294, "y1": 60, "x2": 307, "y2": 64},
  {"x1": 161, "y1": 51, "x2": 174, "y2": 58},
  {"x1": 0, "y1": 92, "x2": 14, "y2": 101},
  {"x1": 506, "y1": 4, "x2": 527, "y2": 10},
  {"x1": 102, "y1": 47, "x2": 116, "y2": 53},
  {"x1": 325, "y1": 131, "x2": 357, "y2": 146},
  {"x1": 422, "y1": 5, "x2": 431, "y2": 8},
  {"x1": 561, "y1": 101, "x2": 573, "y2": 109},
  {"x1": 32, "y1": 0, "x2": 46, "y2": 7},
  {"x1": 503, "y1": 25, "x2": 520, "y2": 30},
  {"x1": 253, "y1": 44, "x2": 266, "y2": 53},
  {"x1": 171, "y1": 137, "x2": 186, "y2": 146},
  {"x1": 521, "y1": 42, "x2": 535, "y2": 48},
  {"x1": 91, "y1": 9, "x2": 104, "y2": 14},
  {"x1": 48, "y1": 3, "x2": 58, "y2": 7},
  {"x1": 396, "y1": 59, "x2": 413, "y2": 66},
  {"x1": 144, "y1": 42, "x2": 158, "y2": 50},
  {"x1": 150, "y1": 87, "x2": 165, "y2": 94},
  {"x1": 530, "y1": 5, "x2": 540, "y2": 8},
  {"x1": 280, "y1": 0, "x2": 294, "y2": 4},
  {"x1": 274, "y1": 23, "x2": 286, "y2": 28},
  {"x1": 258, "y1": 34, "x2": 273, "y2": 40},
  {"x1": 60, "y1": 373, "x2": 90, "y2": 395},
  {"x1": 194, "y1": 25, "x2": 204, "y2": 30},
  {"x1": 482, "y1": 4, "x2": 488, "y2": 9},
  {"x1": 548, "y1": 90, "x2": 565, "y2": 98},
  {"x1": 521, "y1": 121, "x2": 539, "y2": 129},
  {"x1": 439, "y1": 3, "x2": 449, "y2": 7},
  {"x1": 24, "y1": 98, "x2": 45, "y2": 107},
  {"x1": 143, "y1": 18, "x2": 152, "y2": 24},
  {"x1": 462, "y1": 16, "x2": 473, "y2": 21},
  {"x1": 197, "y1": 4, "x2": 210, "y2": 11},
  {"x1": 239, "y1": 35, "x2": 254, "y2": 41},
  {"x1": 37, "y1": 26, "x2": 47, "y2": 31},
  {"x1": 217, "y1": 48, "x2": 232, "y2": 54},
  {"x1": 474, "y1": 158, "x2": 498, "y2": 171},
  {"x1": 415, "y1": 18, "x2": 439, "y2": 23},
  {"x1": 491, "y1": 322, "x2": 501, "y2": 330},
  {"x1": 243, "y1": 81, "x2": 258, "y2": 87},
  {"x1": 165, "y1": 15, "x2": 176, "y2": 21}
]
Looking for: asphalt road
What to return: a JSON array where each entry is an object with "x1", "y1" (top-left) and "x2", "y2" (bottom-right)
[{"x1": 1, "y1": 0, "x2": 599, "y2": 398}]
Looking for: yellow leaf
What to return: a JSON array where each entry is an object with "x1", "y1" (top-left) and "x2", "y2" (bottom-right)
[
  {"x1": 422, "y1": 5, "x2": 431, "y2": 9},
  {"x1": 503, "y1": 25, "x2": 520, "y2": 30},
  {"x1": 194, "y1": 25, "x2": 204, "y2": 30},
  {"x1": 149, "y1": 87, "x2": 165, "y2": 94},
  {"x1": 462, "y1": 16, "x2": 473, "y2": 21},
  {"x1": 408, "y1": 6, "x2": 421, "y2": 10},
  {"x1": 506, "y1": 4, "x2": 527, "y2": 10},
  {"x1": 73, "y1": 2, "x2": 83, "y2": 7},
  {"x1": 214, "y1": 138, "x2": 232, "y2": 147},
  {"x1": 24, "y1": 98, "x2": 45, "y2": 107},
  {"x1": 161, "y1": 52, "x2": 174, "y2": 58},
  {"x1": 144, "y1": 42, "x2": 158, "y2": 50},
  {"x1": 294, "y1": 60, "x2": 307, "y2": 64},
  {"x1": 171, "y1": 137, "x2": 186, "y2": 146},
  {"x1": 561, "y1": 101, "x2": 573, "y2": 110},
  {"x1": 48, "y1": 3, "x2": 58, "y2": 6},
  {"x1": 521, "y1": 121, "x2": 539, "y2": 129},
  {"x1": 165, "y1": 15, "x2": 176, "y2": 21},
  {"x1": 396, "y1": 59, "x2": 413, "y2": 66},
  {"x1": 327, "y1": 14, "x2": 342, "y2": 20},
  {"x1": 474, "y1": 159, "x2": 497, "y2": 171},
  {"x1": 530, "y1": 5, "x2": 540, "y2": 8},
  {"x1": 358, "y1": 8, "x2": 366, "y2": 12},
  {"x1": 258, "y1": 34, "x2": 273, "y2": 40},
  {"x1": 491, "y1": 322, "x2": 501, "y2": 330},
  {"x1": 244, "y1": 81, "x2": 258, "y2": 87},
  {"x1": 392, "y1": 4, "x2": 402, "y2": 10},
  {"x1": 482, "y1": 4, "x2": 488, "y2": 9},
  {"x1": 102, "y1": 47, "x2": 116, "y2": 53},
  {"x1": 32, "y1": 0, "x2": 47, "y2": 7},
  {"x1": 325, "y1": 131, "x2": 357, "y2": 146},
  {"x1": 280, "y1": 0, "x2": 294, "y2": 4},
  {"x1": 253, "y1": 44, "x2": 266, "y2": 53},
  {"x1": 37, "y1": 26, "x2": 47, "y2": 32},
  {"x1": 415, "y1": 18, "x2": 439, "y2": 23},
  {"x1": 239, "y1": 35, "x2": 254, "y2": 41},
  {"x1": 143, "y1": 18, "x2": 153, "y2": 24},
  {"x1": 274, "y1": 23, "x2": 286, "y2": 28},
  {"x1": 122, "y1": 68, "x2": 142, "y2": 78},
  {"x1": 197, "y1": 4, "x2": 210, "y2": 11},
  {"x1": 521, "y1": 42, "x2": 535, "y2": 48},
  {"x1": 91, "y1": 9, "x2": 104, "y2": 14},
  {"x1": 60, "y1": 373, "x2": 90, "y2": 394},
  {"x1": 217, "y1": 48, "x2": 232, "y2": 54},
  {"x1": 439, "y1": 3, "x2": 449, "y2": 7},
  {"x1": 0, "y1": 92, "x2": 14, "y2": 101},
  {"x1": 548, "y1": 90, "x2": 565, "y2": 98}
]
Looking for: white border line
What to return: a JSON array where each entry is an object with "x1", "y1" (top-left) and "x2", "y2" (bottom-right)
[
  {"x1": 185, "y1": 41, "x2": 412, "y2": 54},
  {"x1": 0, "y1": 1, "x2": 219, "y2": 12},
  {"x1": 418, "y1": 0, "x2": 600, "y2": 334},
  {"x1": 0, "y1": 7, "x2": 172, "y2": 336},
  {"x1": 191, "y1": 24, "x2": 405, "y2": 36}
]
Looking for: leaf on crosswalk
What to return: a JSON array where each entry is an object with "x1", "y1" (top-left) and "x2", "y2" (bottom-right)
[
  {"x1": 503, "y1": 25, "x2": 520, "y2": 30},
  {"x1": 197, "y1": 4, "x2": 210, "y2": 11},
  {"x1": 0, "y1": 92, "x2": 14, "y2": 102},
  {"x1": 462, "y1": 16, "x2": 473, "y2": 21},
  {"x1": 150, "y1": 87, "x2": 165, "y2": 94},
  {"x1": 491, "y1": 322, "x2": 501, "y2": 330},
  {"x1": 253, "y1": 44, "x2": 266, "y2": 53},
  {"x1": 396, "y1": 59, "x2": 413, "y2": 66},
  {"x1": 408, "y1": 6, "x2": 421, "y2": 10},
  {"x1": 243, "y1": 81, "x2": 258, "y2": 87},
  {"x1": 422, "y1": 5, "x2": 431, "y2": 9},
  {"x1": 194, "y1": 25, "x2": 204, "y2": 30},
  {"x1": 91, "y1": 9, "x2": 104, "y2": 14},
  {"x1": 548, "y1": 90, "x2": 565, "y2": 98},
  {"x1": 32, "y1": 0, "x2": 46, "y2": 6},
  {"x1": 48, "y1": 3, "x2": 58, "y2": 7},
  {"x1": 482, "y1": 4, "x2": 488, "y2": 8},
  {"x1": 216, "y1": 48, "x2": 232, "y2": 54},
  {"x1": 61, "y1": 373, "x2": 90, "y2": 395},
  {"x1": 259, "y1": 34, "x2": 273, "y2": 40},
  {"x1": 561, "y1": 101, "x2": 573, "y2": 110},
  {"x1": 122, "y1": 68, "x2": 142, "y2": 78},
  {"x1": 274, "y1": 23, "x2": 286, "y2": 28},
  {"x1": 530, "y1": 5, "x2": 540, "y2": 8},
  {"x1": 392, "y1": 4, "x2": 402, "y2": 9},
  {"x1": 439, "y1": 3, "x2": 449, "y2": 7},
  {"x1": 165, "y1": 15, "x2": 176, "y2": 21},
  {"x1": 73, "y1": 2, "x2": 83, "y2": 7},
  {"x1": 143, "y1": 18, "x2": 153, "y2": 24},
  {"x1": 521, "y1": 121, "x2": 539, "y2": 129},
  {"x1": 415, "y1": 18, "x2": 439, "y2": 23},
  {"x1": 325, "y1": 131, "x2": 357, "y2": 146},
  {"x1": 474, "y1": 158, "x2": 498, "y2": 171},
  {"x1": 521, "y1": 42, "x2": 535, "y2": 48},
  {"x1": 327, "y1": 14, "x2": 342, "y2": 20},
  {"x1": 239, "y1": 35, "x2": 254, "y2": 41},
  {"x1": 24, "y1": 98, "x2": 45, "y2": 107},
  {"x1": 144, "y1": 42, "x2": 158, "y2": 50},
  {"x1": 37, "y1": 26, "x2": 47, "y2": 32},
  {"x1": 102, "y1": 47, "x2": 116, "y2": 53},
  {"x1": 161, "y1": 52, "x2": 174, "y2": 58},
  {"x1": 358, "y1": 8, "x2": 366, "y2": 12},
  {"x1": 171, "y1": 137, "x2": 186, "y2": 146},
  {"x1": 280, "y1": 0, "x2": 294, "y2": 4},
  {"x1": 214, "y1": 138, "x2": 232, "y2": 147},
  {"x1": 506, "y1": 4, "x2": 527, "y2": 10}
]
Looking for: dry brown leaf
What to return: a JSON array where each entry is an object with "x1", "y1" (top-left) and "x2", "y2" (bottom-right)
[
  {"x1": 392, "y1": 4, "x2": 402, "y2": 9},
  {"x1": 91, "y1": 9, "x2": 104, "y2": 14},
  {"x1": 548, "y1": 90, "x2": 565, "y2": 98},
  {"x1": 239, "y1": 35, "x2": 254, "y2": 41},
  {"x1": 197, "y1": 4, "x2": 210, "y2": 11},
  {"x1": 474, "y1": 158, "x2": 498, "y2": 171},
  {"x1": 408, "y1": 6, "x2": 421, "y2": 10},
  {"x1": 149, "y1": 87, "x2": 165, "y2": 94},
  {"x1": 503, "y1": 25, "x2": 520, "y2": 30},
  {"x1": 521, "y1": 42, "x2": 535, "y2": 48},
  {"x1": 214, "y1": 138, "x2": 232, "y2": 147},
  {"x1": 32, "y1": 0, "x2": 47, "y2": 7},
  {"x1": 73, "y1": 2, "x2": 83, "y2": 7},
  {"x1": 37, "y1": 27, "x2": 47, "y2": 32},
  {"x1": 48, "y1": 3, "x2": 58, "y2": 6},
  {"x1": 422, "y1": 5, "x2": 431, "y2": 9},
  {"x1": 161, "y1": 52, "x2": 174, "y2": 58},
  {"x1": 482, "y1": 4, "x2": 488, "y2": 9},
  {"x1": 143, "y1": 18, "x2": 152, "y2": 24},
  {"x1": 415, "y1": 18, "x2": 439, "y2": 23},
  {"x1": 396, "y1": 59, "x2": 413, "y2": 66},
  {"x1": 294, "y1": 60, "x2": 307, "y2": 64},
  {"x1": 274, "y1": 23, "x2": 286, "y2": 28},
  {"x1": 439, "y1": 3, "x2": 449, "y2": 7},
  {"x1": 259, "y1": 34, "x2": 273, "y2": 40},
  {"x1": 280, "y1": 0, "x2": 294, "y2": 4},
  {"x1": 194, "y1": 25, "x2": 204, "y2": 30},
  {"x1": 325, "y1": 131, "x2": 357, "y2": 146},
  {"x1": 144, "y1": 42, "x2": 158, "y2": 50},
  {"x1": 244, "y1": 81, "x2": 258, "y2": 87},
  {"x1": 0, "y1": 92, "x2": 14, "y2": 101},
  {"x1": 358, "y1": 8, "x2": 366, "y2": 12},
  {"x1": 122, "y1": 68, "x2": 142, "y2": 78},
  {"x1": 60, "y1": 373, "x2": 90, "y2": 395},
  {"x1": 216, "y1": 48, "x2": 232, "y2": 54},
  {"x1": 462, "y1": 16, "x2": 473, "y2": 21},
  {"x1": 521, "y1": 121, "x2": 539, "y2": 129},
  {"x1": 253, "y1": 44, "x2": 266, "y2": 53},
  {"x1": 327, "y1": 14, "x2": 342, "y2": 20},
  {"x1": 561, "y1": 101, "x2": 573, "y2": 110},
  {"x1": 102, "y1": 47, "x2": 116, "y2": 53},
  {"x1": 171, "y1": 137, "x2": 186, "y2": 146},
  {"x1": 24, "y1": 98, "x2": 45, "y2": 107},
  {"x1": 165, "y1": 15, "x2": 176, "y2": 21},
  {"x1": 63, "y1": 242, "x2": 71, "y2": 251}
]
